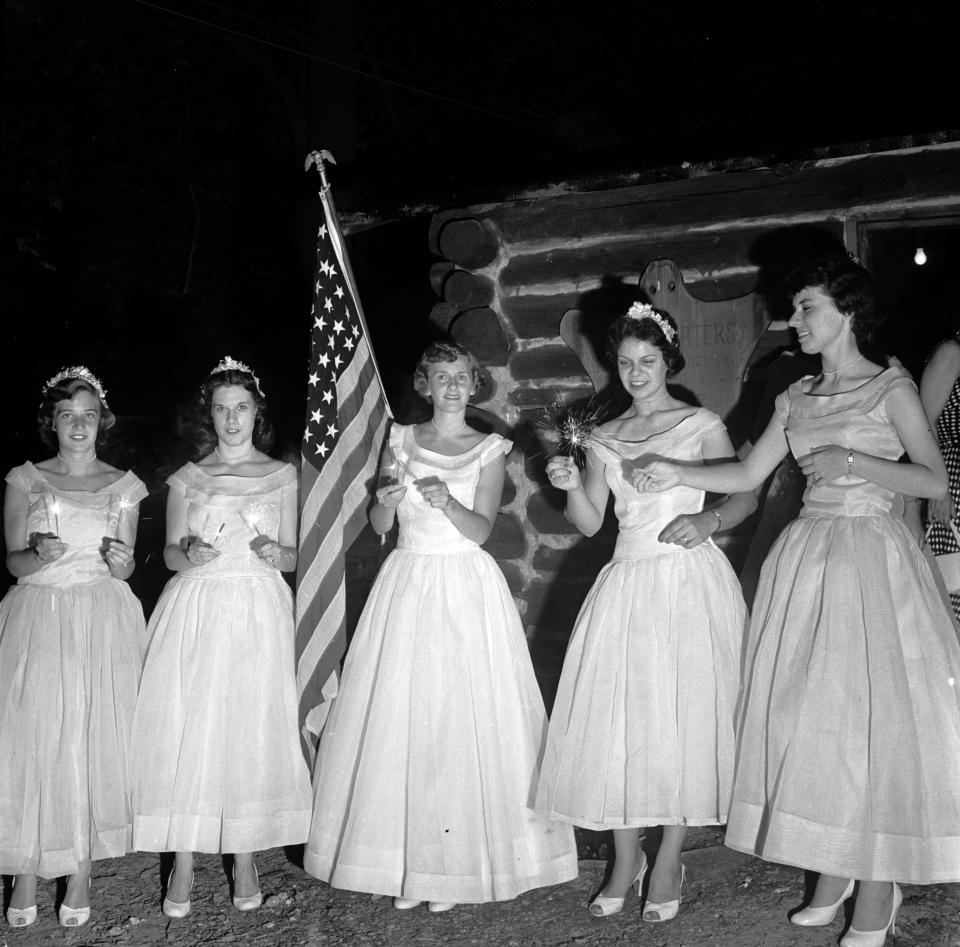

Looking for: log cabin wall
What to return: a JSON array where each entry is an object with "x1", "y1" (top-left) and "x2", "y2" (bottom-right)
[{"x1": 415, "y1": 140, "x2": 960, "y2": 674}]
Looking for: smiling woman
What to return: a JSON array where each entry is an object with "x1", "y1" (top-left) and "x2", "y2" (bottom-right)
[{"x1": 0, "y1": 367, "x2": 147, "y2": 930}]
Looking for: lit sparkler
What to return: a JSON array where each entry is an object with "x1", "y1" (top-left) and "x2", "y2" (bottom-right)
[{"x1": 538, "y1": 396, "x2": 607, "y2": 468}]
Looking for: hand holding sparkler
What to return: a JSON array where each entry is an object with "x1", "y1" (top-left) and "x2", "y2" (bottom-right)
[
  {"x1": 32, "y1": 532, "x2": 67, "y2": 565},
  {"x1": 539, "y1": 397, "x2": 606, "y2": 469},
  {"x1": 546, "y1": 455, "x2": 583, "y2": 492}
]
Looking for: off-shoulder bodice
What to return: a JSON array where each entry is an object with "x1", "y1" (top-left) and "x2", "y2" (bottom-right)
[
  {"x1": 389, "y1": 424, "x2": 512, "y2": 554},
  {"x1": 6, "y1": 462, "x2": 148, "y2": 588}
]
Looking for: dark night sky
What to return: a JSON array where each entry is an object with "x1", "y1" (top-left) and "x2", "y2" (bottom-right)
[{"x1": 4, "y1": 0, "x2": 959, "y2": 476}]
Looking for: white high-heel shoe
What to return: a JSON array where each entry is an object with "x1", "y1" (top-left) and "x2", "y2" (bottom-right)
[
  {"x1": 643, "y1": 863, "x2": 686, "y2": 923},
  {"x1": 162, "y1": 869, "x2": 193, "y2": 919},
  {"x1": 839, "y1": 883, "x2": 902, "y2": 947},
  {"x1": 791, "y1": 878, "x2": 855, "y2": 926},
  {"x1": 589, "y1": 845, "x2": 648, "y2": 917},
  {"x1": 393, "y1": 897, "x2": 424, "y2": 910},
  {"x1": 232, "y1": 864, "x2": 262, "y2": 912},
  {"x1": 6, "y1": 876, "x2": 37, "y2": 928},
  {"x1": 58, "y1": 875, "x2": 91, "y2": 928}
]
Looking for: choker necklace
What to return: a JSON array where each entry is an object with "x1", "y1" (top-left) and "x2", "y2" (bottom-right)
[
  {"x1": 635, "y1": 392, "x2": 668, "y2": 405},
  {"x1": 430, "y1": 417, "x2": 467, "y2": 435},
  {"x1": 58, "y1": 452, "x2": 96, "y2": 474},
  {"x1": 215, "y1": 446, "x2": 256, "y2": 464},
  {"x1": 821, "y1": 354, "x2": 864, "y2": 376}
]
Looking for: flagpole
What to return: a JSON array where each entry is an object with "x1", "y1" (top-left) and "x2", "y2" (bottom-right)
[{"x1": 304, "y1": 149, "x2": 393, "y2": 420}]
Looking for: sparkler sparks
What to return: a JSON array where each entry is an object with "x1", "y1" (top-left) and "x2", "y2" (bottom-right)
[{"x1": 538, "y1": 396, "x2": 607, "y2": 468}]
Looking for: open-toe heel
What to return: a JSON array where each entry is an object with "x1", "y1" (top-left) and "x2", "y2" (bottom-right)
[
  {"x1": 589, "y1": 846, "x2": 648, "y2": 917},
  {"x1": 643, "y1": 863, "x2": 686, "y2": 923}
]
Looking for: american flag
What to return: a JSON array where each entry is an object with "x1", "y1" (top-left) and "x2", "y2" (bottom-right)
[{"x1": 295, "y1": 178, "x2": 390, "y2": 755}]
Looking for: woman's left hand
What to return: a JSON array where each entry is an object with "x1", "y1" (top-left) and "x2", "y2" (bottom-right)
[
  {"x1": 416, "y1": 475, "x2": 454, "y2": 510},
  {"x1": 658, "y1": 511, "x2": 716, "y2": 549},
  {"x1": 252, "y1": 536, "x2": 284, "y2": 567},
  {"x1": 796, "y1": 445, "x2": 849, "y2": 485},
  {"x1": 103, "y1": 538, "x2": 134, "y2": 570}
]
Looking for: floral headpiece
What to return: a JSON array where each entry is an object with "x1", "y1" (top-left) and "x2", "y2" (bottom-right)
[
  {"x1": 43, "y1": 365, "x2": 109, "y2": 407},
  {"x1": 209, "y1": 355, "x2": 264, "y2": 396},
  {"x1": 624, "y1": 302, "x2": 677, "y2": 345}
]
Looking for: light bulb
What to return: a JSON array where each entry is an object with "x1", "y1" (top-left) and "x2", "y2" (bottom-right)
[{"x1": 914, "y1": 246, "x2": 927, "y2": 266}]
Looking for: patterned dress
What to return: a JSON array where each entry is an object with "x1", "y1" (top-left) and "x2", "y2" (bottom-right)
[
  {"x1": 924, "y1": 360, "x2": 960, "y2": 620},
  {"x1": 0, "y1": 463, "x2": 148, "y2": 877}
]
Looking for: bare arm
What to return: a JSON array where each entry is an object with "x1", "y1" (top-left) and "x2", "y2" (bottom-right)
[
  {"x1": 920, "y1": 339, "x2": 960, "y2": 426},
  {"x1": 4, "y1": 483, "x2": 67, "y2": 577},
  {"x1": 546, "y1": 448, "x2": 611, "y2": 537},
  {"x1": 370, "y1": 443, "x2": 406, "y2": 535},
  {"x1": 422, "y1": 452, "x2": 505, "y2": 545}
]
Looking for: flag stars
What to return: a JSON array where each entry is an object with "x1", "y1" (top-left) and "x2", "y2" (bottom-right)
[
  {"x1": 333, "y1": 319, "x2": 345, "y2": 334},
  {"x1": 324, "y1": 296, "x2": 334, "y2": 313},
  {"x1": 318, "y1": 352, "x2": 330, "y2": 368},
  {"x1": 326, "y1": 423, "x2": 339, "y2": 439},
  {"x1": 315, "y1": 442, "x2": 329, "y2": 457},
  {"x1": 308, "y1": 372, "x2": 320, "y2": 387},
  {"x1": 314, "y1": 315, "x2": 326, "y2": 330},
  {"x1": 352, "y1": 324, "x2": 360, "y2": 338},
  {"x1": 327, "y1": 335, "x2": 336, "y2": 349},
  {"x1": 334, "y1": 285, "x2": 344, "y2": 299},
  {"x1": 334, "y1": 353, "x2": 344, "y2": 369},
  {"x1": 343, "y1": 337, "x2": 355, "y2": 352},
  {"x1": 319, "y1": 259, "x2": 333, "y2": 277},
  {"x1": 322, "y1": 389, "x2": 334, "y2": 405},
  {"x1": 303, "y1": 428, "x2": 313, "y2": 443},
  {"x1": 310, "y1": 408, "x2": 323, "y2": 425},
  {"x1": 318, "y1": 223, "x2": 328, "y2": 240}
]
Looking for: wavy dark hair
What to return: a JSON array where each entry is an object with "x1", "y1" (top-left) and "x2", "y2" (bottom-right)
[
  {"x1": 192, "y1": 368, "x2": 274, "y2": 458},
  {"x1": 412, "y1": 341, "x2": 484, "y2": 400},
  {"x1": 606, "y1": 306, "x2": 685, "y2": 377},
  {"x1": 784, "y1": 253, "x2": 880, "y2": 345},
  {"x1": 38, "y1": 377, "x2": 116, "y2": 450}
]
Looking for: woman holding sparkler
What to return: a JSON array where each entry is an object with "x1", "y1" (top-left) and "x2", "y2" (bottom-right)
[
  {"x1": 536, "y1": 305, "x2": 754, "y2": 921},
  {"x1": 304, "y1": 341, "x2": 578, "y2": 913},
  {"x1": 637, "y1": 255, "x2": 960, "y2": 946},
  {"x1": 129, "y1": 357, "x2": 310, "y2": 918},
  {"x1": 0, "y1": 367, "x2": 147, "y2": 929}
]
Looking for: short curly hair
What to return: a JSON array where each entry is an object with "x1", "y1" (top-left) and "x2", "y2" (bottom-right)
[
  {"x1": 606, "y1": 306, "x2": 685, "y2": 378},
  {"x1": 37, "y1": 377, "x2": 116, "y2": 450},
  {"x1": 195, "y1": 368, "x2": 274, "y2": 455},
  {"x1": 412, "y1": 341, "x2": 484, "y2": 400},
  {"x1": 784, "y1": 254, "x2": 880, "y2": 344}
]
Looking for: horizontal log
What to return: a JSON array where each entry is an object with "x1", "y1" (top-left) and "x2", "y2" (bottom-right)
[
  {"x1": 499, "y1": 219, "x2": 843, "y2": 289},
  {"x1": 438, "y1": 218, "x2": 500, "y2": 269},
  {"x1": 450, "y1": 307, "x2": 510, "y2": 366},
  {"x1": 443, "y1": 269, "x2": 495, "y2": 309},
  {"x1": 510, "y1": 344, "x2": 586, "y2": 381},
  {"x1": 507, "y1": 384, "x2": 596, "y2": 408},
  {"x1": 483, "y1": 147, "x2": 960, "y2": 245},
  {"x1": 427, "y1": 208, "x2": 470, "y2": 255}
]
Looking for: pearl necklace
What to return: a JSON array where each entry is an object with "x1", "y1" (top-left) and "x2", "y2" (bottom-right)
[
  {"x1": 57, "y1": 452, "x2": 96, "y2": 475},
  {"x1": 635, "y1": 391, "x2": 668, "y2": 405},
  {"x1": 430, "y1": 417, "x2": 467, "y2": 436},
  {"x1": 821, "y1": 354, "x2": 864, "y2": 376}
]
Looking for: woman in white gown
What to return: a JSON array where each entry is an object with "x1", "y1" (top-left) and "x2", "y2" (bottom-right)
[
  {"x1": 304, "y1": 341, "x2": 578, "y2": 913},
  {"x1": 536, "y1": 305, "x2": 753, "y2": 921},
  {"x1": 0, "y1": 367, "x2": 147, "y2": 929},
  {"x1": 129, "y1": 357, "x2": 311, "y2": 918},
  {"x1": 637, "y1": 256, "x2": 960, "y2": 947}
]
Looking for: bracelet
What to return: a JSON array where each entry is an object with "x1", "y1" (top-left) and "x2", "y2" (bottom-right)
[
  {"x1": 847, "y1": 449, "x2": 855, "y2": 475},
  {"x1": 443, "y1": 495, "x2": 457, "y2": 514},
  {"x1": 710, "y1": 509, "x2": 722, "y2": 533},
  {"x1": 33, "y1": 547, "x2": 43, "y2": 565}
]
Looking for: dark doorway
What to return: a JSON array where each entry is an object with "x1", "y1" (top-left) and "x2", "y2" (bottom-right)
[{"x1": 863, "y1": 219, "x2": 960, "y2": 378}]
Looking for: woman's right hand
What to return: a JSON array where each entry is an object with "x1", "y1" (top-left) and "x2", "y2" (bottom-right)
[
  {"x1": 928, "y1": 494, "x2": 956, "y2": 525},
  {"x1": 33, "y1": 532, "x2": 66, "y2": 564},
  {"x1": 632, "y1": 460, "x2": 680, "y2": 492},
  {"x1": 546, "y1": 455, "x2": 581, "y2": 491},
  {"x1": 185, "y1": 539, "x2": 220, "y2": 565},
  {"x1": 376, "y1": 483, "x2": 407, "y2": 509}
]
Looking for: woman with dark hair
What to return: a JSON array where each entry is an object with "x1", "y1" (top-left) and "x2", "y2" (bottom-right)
[
  {"x1": 304, "y1": 341, "x2": 578, "y2": 913},
  {"x1": 129, "y1": 357, "x2": 310, "y2": 918},
  {"x1": 638, "y1": 255, "x2": 960, "y2": 945},
  {"x1": 536, "y1": 304, "x2": 754, "y2": 921},
  {"x1": 0, "y1": 367, "x2": 147, "y2": 928}
]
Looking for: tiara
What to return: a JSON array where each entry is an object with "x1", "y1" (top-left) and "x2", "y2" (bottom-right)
[
  {"x1": 625, "y1": 302, "x2": 677, "y2": 344},
  {"x1": 43, "y1": 365, "x2": 109, "y2": 407},
  {"x1": 209, "y1": 355, "x2": 264, "y2": 395}
]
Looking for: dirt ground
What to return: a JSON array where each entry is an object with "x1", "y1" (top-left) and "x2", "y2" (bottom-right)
[{"x1": 4, "y1": 829, "x2": 958, "y2": 947}]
